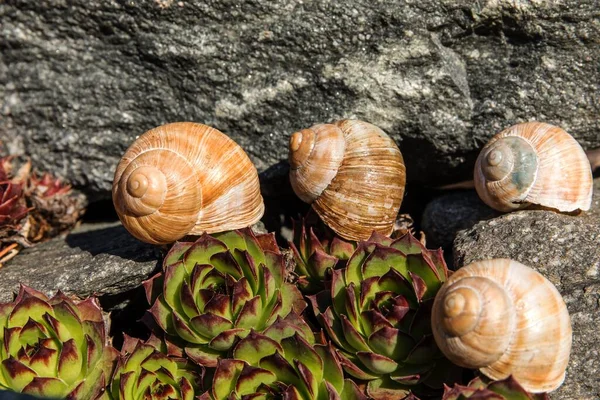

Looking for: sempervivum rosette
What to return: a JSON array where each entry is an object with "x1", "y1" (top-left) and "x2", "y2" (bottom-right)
[
  {"x1": 144, "y1": 229, "x2": 306, "y2": 367},
  {"x1": 109, "y1": 335, "x2": 203, "y2": 400},
  {"x1": 200, "y1": 316, "x2": 366, "y2": 400},
  {"x1": 309, "y1": 232, "x2": 456, "y2": 398},
  {"x1": 0, "y1": 285, "x2": 117, "y2": 399}
]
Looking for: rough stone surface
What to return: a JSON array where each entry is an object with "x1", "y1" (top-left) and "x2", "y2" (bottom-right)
[
  {"x1": 453, "y1": 210, "x2": 600, "y2": 399},
  {"x1": 421, "y1": 190, "x2": 501, "y2": 252},
  {"x1": 0, "y1": 222, "x2": 162, "y2": 302},
  {"x1": 1, "y1": 1, "x2": 599, "y2": 199},
  {"x1": 423, "y1": 179, "x2": 600, "y2": 261}
]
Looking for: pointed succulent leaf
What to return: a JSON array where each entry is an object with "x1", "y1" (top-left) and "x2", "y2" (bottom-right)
[
  {"x1": 208, "y1": 328, "x2": 246, "y2": 352},
  {"x1": 233, "y1": 331, "x2": 282, "y2": 366},
  {"x1": 163, "y1": 261, "x2": 188, "y2": 312},
  {"x1": 212, "y1": 359, "x2": 244, "y2": 400},
  {"x1": 235, "y1": 364, "x2": 277, "y2": 397},
  {"x1": 280, "y1": 334, "x2": 323, "y2": 381},
  {"x1": 341, "y1": 379, "x2": 369, "y2": 400},
  {"x1": 329, "y1": 237, "x2": 356, "y2": 260},
  {"x1": 362, "y1": 246, "x2": 408, "y2": 280},
  {"x1": 8, "y1": 297, "x2": 53, "y2": 329},
  {"x1": 183, "y1": 234, "x2": 228, "y2": 268},
  {"x1": 356, "y1": 351, "x2": 398, "y2": 375},
  {"x1": 21, "y1": 377, "x2": 69, "y2": 397},
  {"x1": 407, "y1": 254, "x2": 443, "y2": 299},
  {"x1": 262, "y1": 313, "x2": 314, "y2": 344},
  {"x1": 306, "y1": 250, "x2": 338, "y2": 281},
  {"x1": 57, "y1": 338, "x2": 83, "y2": 384},
  {"x1": 340, "y1": 315, "x2": 369, "y2": 352},
  {"x1": 390, "y1": 233, "x2": 424, "y2": 255},
  {"x1": 164, "y1": 241, "x2": 194, "y2": 267},
  {"x1": 189, "y1": 313, "x2": 232, "y2": 339},
  {"x1": 344, "y1": 244, "x2": 369, "y2": 286},
  {"x1": 209, "y1": 251, "x2": 243, "y2": 279},
  {"x1": 315, "y1": 344, "x2": 344, "y2": 394}
]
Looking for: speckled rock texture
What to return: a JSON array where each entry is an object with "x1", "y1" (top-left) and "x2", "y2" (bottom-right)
[
  {"x1": 1, "y1": 1, "x2": 599, "y2": 200},
  {"x1": 453, "y1": 188, "x2": 600, "y2": 399},
  {"x1": 421, "y1": 190, "x2": 501, "y2": 252},
  {"x1": 423, "y1": 179, "x2": 600, "y2": 261},
  {"x1": 0, "y1": 222, "x2": 162, "y2": 302}
]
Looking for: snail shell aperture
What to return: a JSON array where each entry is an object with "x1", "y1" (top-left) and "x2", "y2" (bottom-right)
[
  {"x1": 288, "y1": 119, "x2": 406, "y2": 241},
  {"x1": 112, "y1": 122, "x2": 264, "y2": 244},
  {"x1": 432, "y1": 258, "x2": 572, "y2": 393},
  {"x1": 474, "y1": 122, "x2": 593, "y2": 212}
]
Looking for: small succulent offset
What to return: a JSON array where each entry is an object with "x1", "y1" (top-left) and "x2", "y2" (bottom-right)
[
  {"x1": 442, "y1": 376, "x2": 550, "y2": 400},
  {"x1": 289, "y1": 215, "x2": 356, "y2": 293},
  {"x1": 309, "y1": 232, "x2": 454, "y2": 398},
  {"x1": 109, "y1": 335, "x2": 203, "y2": 400},
  {"x1": 144, "y1": 229, "x2": 306, "y2": 367},
  {"x1": 0, "y1": 285, "x2": 117, "y2": 399}
]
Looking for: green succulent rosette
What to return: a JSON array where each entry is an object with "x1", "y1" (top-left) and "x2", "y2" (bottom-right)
[
  {"x1": 442, "y1": 376, "x2": 550, "y2": 400},
  {"x1": 200, "y1": 316, "x2": 367, "y2": 400},
  {"x1": 109, "y1": 335, "x2": 203, "y2": 400},
  {"x1": 144, "y1": 228, "x2": 306, "y2": 368},
  {"x1": 289, "y1": 216, "x2": 356, "y2": 294},
  {"x1": 308, "y1": 232, "x2": 456, "y2": 398},
  {"x1": 0, "y1": 285, "x2": 117, "y2": 399}
]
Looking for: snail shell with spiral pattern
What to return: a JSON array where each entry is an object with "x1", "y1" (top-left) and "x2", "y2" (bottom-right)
[
  {"x1": 474, "y1": 121, "x2": 593, "y2": 212},
  {"x1": 431, "y1": 258, "x2": 572, "y2": 393},
  {"x1": 288, "y1": 119, "x2": 406, "y2": 241},
  {"x1": 112, "y1": 122, "x2": 264, "y2": 244}
]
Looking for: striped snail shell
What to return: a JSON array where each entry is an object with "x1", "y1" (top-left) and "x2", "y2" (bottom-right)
[
  {"x1": 288, "y1": 119, "x2": 406, "y2": 241},
  {"x1": 474, "y1": 122, "x2": 593, "y2": 212},
  {"x1": 432, "y1": 258, "x2": 572, "y2": 393},
  {"x1": 112, "y1": 122, "x2": 264, "y2": 244}
]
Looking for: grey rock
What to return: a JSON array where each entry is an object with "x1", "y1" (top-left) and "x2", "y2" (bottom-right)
[
  {"x1": 0, "y1": 222, "x2": 162, "y2": 303},
  {"x1": 1, "y1": 1, "x2": 599, "y2": 200},
  {"x1": 421, "y1": 190, "x2": 500, "y2": 252},
  {"x1": 424, "y1": 179, "x2": 600, "y2": 259},
  {"x1": 453, "y1": 210, "x2": 600, "y2": 399}
]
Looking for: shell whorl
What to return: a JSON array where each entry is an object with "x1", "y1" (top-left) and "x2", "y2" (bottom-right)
[
  {"x1": 432, "y1": 259, "x2": 572, "y2": 393},
  {"x1": 114, "y1": 146, "x2": 201, "y2": 244},
  {"x1": 475, "y1": 135, "x2": 538, "y2": 211},
  {"x1": 289, "y1": 120, "x2": 406, "y2": 241},
  {"x1": 434, "y1": 276, "x2": 515, "y2": 368},
  {"x1": 475, "y1": 122, "x2": 593, "y2": 212},
  {"x1": 113, "y1": 122, "x2": 264, "y2": 244},
  {"x1": 289, "y1": 124, "x2": 346, "y2": 203}
]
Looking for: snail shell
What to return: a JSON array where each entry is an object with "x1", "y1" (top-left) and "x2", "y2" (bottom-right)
[
  {"x1": 431, "y1": 258, "x2": 572, "y2": 393},
  {"x1": 288, "y1": 119, "x2": 406, "y2": 241},
  {"x1": 474, "y1": 122, "x2": 593, "y2": 212},
  {"x1": 112, "y1": 122, "x2": 264, "y2": 244}
]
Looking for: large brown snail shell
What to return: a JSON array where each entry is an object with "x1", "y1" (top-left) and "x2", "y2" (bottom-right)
[
  {"x1": 288, "y1": 120, "x2": 406, "y2": 241},
  {"x1": 474, "y1": 122, "x2": 593, "y2": 212},
  {"x1": 112, "y1": 122, "x2": 264, "y2": 244},
  {"x1": 432, "y1": 258, "x2": 572, "y2": 393}
]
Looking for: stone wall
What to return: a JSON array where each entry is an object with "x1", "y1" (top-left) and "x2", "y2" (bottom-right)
[{"x1": 1, "y1": 0, "x2": 599, "y2": 199}]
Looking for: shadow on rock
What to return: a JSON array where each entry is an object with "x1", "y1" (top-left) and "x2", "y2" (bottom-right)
[
  {"x1": 259, "y1": 160, "x2": 310, "y2": 245},
  {"x1": 65, "y1": 223, "x2": 159, "y2": 262},
  {"x1": 0, "y1": 223, "x2": 162, "y2": 302}
]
